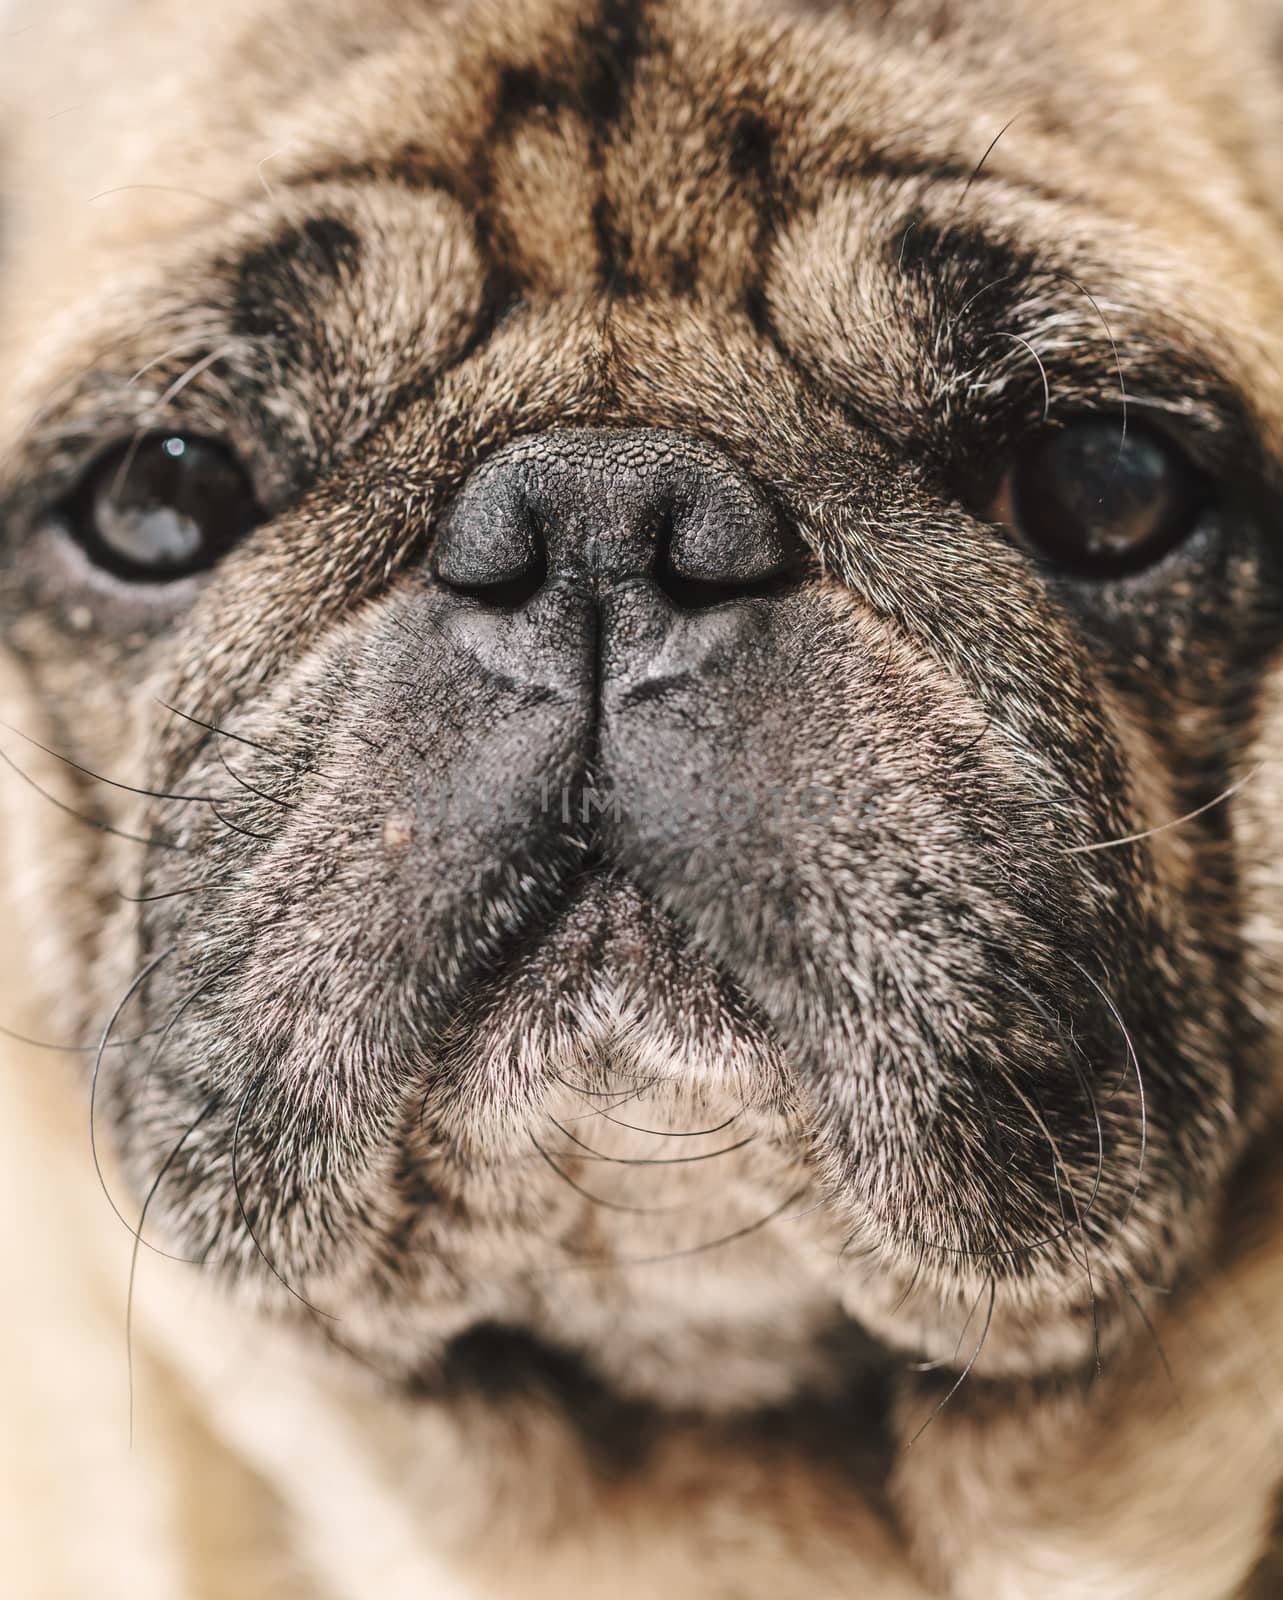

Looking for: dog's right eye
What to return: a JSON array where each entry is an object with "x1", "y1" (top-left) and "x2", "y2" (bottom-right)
[{"x1": 60, "y1": 434, "x2": 260, "y2": 581}]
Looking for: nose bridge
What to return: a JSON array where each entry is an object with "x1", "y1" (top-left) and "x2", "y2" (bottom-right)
[{"x1": 527, "y1": 432, "x2": 673, "y2": 588}]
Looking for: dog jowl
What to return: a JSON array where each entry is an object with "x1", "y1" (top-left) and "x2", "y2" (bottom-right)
[{"x1": 2, "y1": 0, "x2": 1283, "y2": 1521}]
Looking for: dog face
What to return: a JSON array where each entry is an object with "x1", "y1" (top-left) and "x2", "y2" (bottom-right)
[{"x1": 3, "y1": 0, "x2": 1283, "y2": 1410}]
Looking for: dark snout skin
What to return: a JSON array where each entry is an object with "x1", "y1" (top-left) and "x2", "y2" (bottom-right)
[{"x1": 362, "y1": 424, "x2": 806, "y2": 996}]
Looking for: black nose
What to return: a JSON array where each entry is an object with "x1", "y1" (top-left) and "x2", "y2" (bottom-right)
[{"x1": 434, "y1": 429, "x2": 791, "y2": 607}]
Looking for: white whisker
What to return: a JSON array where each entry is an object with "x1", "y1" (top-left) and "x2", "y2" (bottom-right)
[{"x1": 1063, "y1": 764, "x2": 1263, "y2": 855}]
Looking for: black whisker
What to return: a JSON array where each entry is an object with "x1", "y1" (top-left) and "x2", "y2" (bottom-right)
[
  {"x1": 0, "y1": 1020, "x2": 158, "y2": 1054},
  {"x1": 529, "y1": 1136, "x2": 697, "y2": 1216},
  {"x1": 906, "y1": 1276, "x2": 997, "y2": 1446},
  {"x1": 126, "y1": 1095, "x2": 221, "y2": 1443},
  {"x1": 138, "y1": 954, "x2": 246, "y2": 1099},
  {"x1": 156, "y1": 698, "x2": 319, "y2": 773},
  {"x1": 214, "y1": 742, "x2": 297, "y2": 810},
  {"x1": 551, "y1": 1069, "x2": 664, "y2": 1102},
  {"x1": 546, "y1": 1115, "x2": 755, "y2": 1166},
  {"x1": 891, "y1": 1243, "x2": 930, "y2": 1315},
  {"x1": 0, "y1": 749, "x2": 186, "y2": 851},
  {"x1": 118, "y1": 879, "x2": 235, "y2": 904},
  {"x1": 580, "y1": 1110, "x2": 741, "y2": 1139},
  {"x1": 908, "y1": 1278, "x2": 990, "y2": 1373},
  {"x1": 1119, "y1": 1273, "x2": 1178, "y2": 1397},
  {"x1": 0, "y1": 719, "x2": 226, "y2": 805},
  {"x1": 532, "y1": 1187, "x2": 814, "y2": 1275},
  {"x1": 229, "y1": 1074, "x2": 336, "y2": 1321},
  {"x1": 88, "y1": 950, "x2": 186, "y2": 1248},
  {"x1": 211, "y1": 804, "x2": 275, "y2": 843},
  {"x1": 955, "y1": 116, "x2": 1019, "y2": 212}
]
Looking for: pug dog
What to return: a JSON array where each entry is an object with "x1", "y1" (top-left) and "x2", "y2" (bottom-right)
[{"x1": 4, "y1": 0, "x2": 1283, "y2": 1594}]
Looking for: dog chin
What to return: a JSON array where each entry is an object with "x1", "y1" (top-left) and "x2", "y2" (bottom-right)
[{"x1": 270, "y1": 873, "x2": 1115, "y2": 1401}]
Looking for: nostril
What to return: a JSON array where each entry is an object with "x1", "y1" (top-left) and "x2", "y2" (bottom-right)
[
  {"x1": 434, "y1": 500, "x2": 548, "y2": 609},
  {"x1": 656, "y1": 565, "x2": 801, "y2": 610},
  {"x1": 656, "y1": 488, "x2": 801, "y2": 609},
  {"x1": 437, "y1": 548, "x2": 549, "y2": 609}
]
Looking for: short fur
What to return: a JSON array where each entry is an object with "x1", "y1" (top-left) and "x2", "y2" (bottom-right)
[{"x1": 4, "y1": 0, "x2": 1283, "y2": 1593}]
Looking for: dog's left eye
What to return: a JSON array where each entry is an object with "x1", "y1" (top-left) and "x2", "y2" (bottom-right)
[
  {"x1": 62, "y1": 434, "x2": 260, "y2": 581},
  {"x1": 990, "y1": 418, "x2": 1207, "y2": 576}
]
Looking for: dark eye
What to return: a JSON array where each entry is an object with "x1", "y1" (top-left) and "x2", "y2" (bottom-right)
[
  {"x1": 990, "y1": 418, "x2": 1208, "y2": 576},
  {"x1": 62, "y1": 434, "x2": 260, "y2": 580}
]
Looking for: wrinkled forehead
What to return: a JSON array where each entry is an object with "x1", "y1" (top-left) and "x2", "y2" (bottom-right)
[
  {"x1": 0, "y1": 0, "x2": 1274, "y2": 268},
  {"x1": 2, "y1": 0, "x2": 1283, "y2": 442}
]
